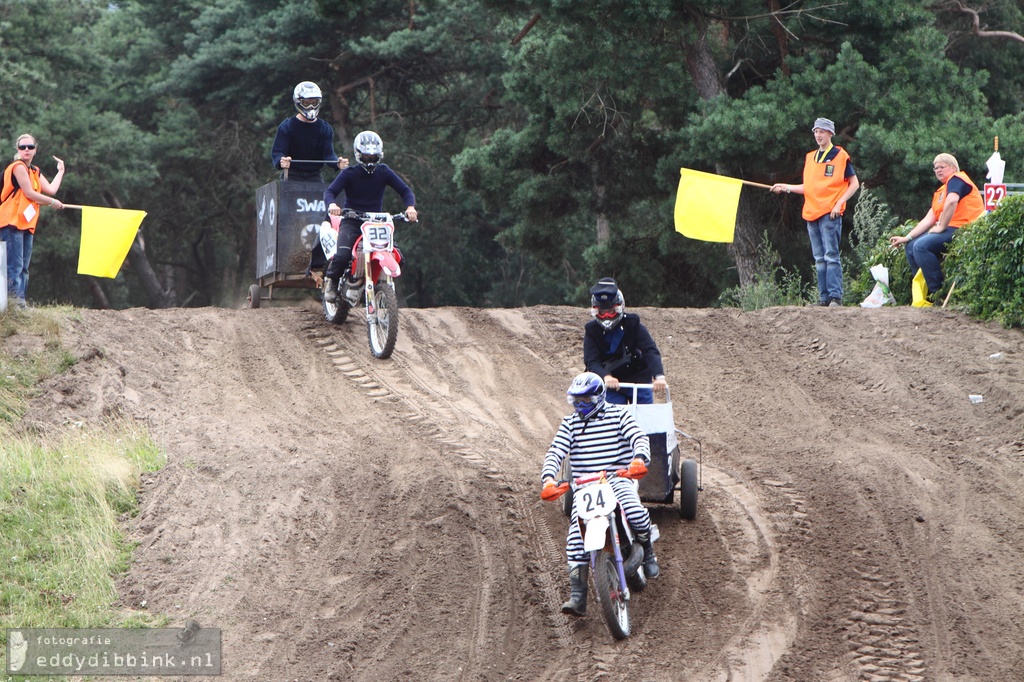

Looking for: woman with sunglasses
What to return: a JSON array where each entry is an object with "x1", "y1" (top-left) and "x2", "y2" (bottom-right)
[
  {"x1": 0, "y1": 134, "x2": 65, "y2": 308},
  {"x1": 583, "y1": 278, "x2": 668, "y2": 405}
]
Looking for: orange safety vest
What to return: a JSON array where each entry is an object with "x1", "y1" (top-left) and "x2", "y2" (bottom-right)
[
  {"x1": 801, "y1": 146, "x2": 854, "y2": 221},
  {"x1": 931, "y1": 171, "x2": 984, "y2": 228},
  {"x1": 0, "y1": 160, "x2": 42, "y2": 233}
]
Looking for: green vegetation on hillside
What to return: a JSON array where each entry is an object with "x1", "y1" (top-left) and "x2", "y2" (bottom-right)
[{"x1": 0, "y1": 309, "x2": 167, "y2": 680}]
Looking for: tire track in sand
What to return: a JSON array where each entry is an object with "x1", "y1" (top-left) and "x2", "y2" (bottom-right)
[{"x1": 303, "y1": 312, "x2": 589, "y2": 680}]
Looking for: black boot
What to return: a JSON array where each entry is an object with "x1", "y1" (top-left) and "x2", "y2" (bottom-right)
[
  {"x1": 637, "y1": 532, "x2": 660, "y2": 579},
  {"x1": 561, "y1": 564, "x2": 588, "y2": 616}
]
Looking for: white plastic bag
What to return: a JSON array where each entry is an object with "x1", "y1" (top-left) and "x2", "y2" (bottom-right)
[{"x1": 860, "y1": 264, "x2": 896, "y2": 308}]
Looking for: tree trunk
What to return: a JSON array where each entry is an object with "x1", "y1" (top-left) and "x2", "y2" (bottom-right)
[
  {"x1": 104, "y1": 191, "x2": 171, "y2": 308},
  {"x1": 730, "y1": 191, "x2": 763, "y2": 285},
  {"x1": 684, "y1": 19, "x2": 762, "y2": 286},
  {"x1": 593, "y1": 168, "x2": 610, "y2": 245},
  {"x1": 85, "y1": 277, "x2": 112, "y2": 309}
]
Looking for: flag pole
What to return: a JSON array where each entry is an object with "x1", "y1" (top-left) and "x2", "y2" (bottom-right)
[
  {"x1": 741, "y1": 179, "x2": 773, "y2": 190},
  {"x1": 942, "y1": 281, "x2": 957, "y2": 308},
  {"x1": 62, "y1": 204, "x2": 84, "y2": 209}
]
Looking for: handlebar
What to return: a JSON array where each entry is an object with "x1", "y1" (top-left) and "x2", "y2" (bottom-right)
[
  {"x1": 612, "y1": 381, "x2": 671, "y2": 403},
  {"x1": 540, "y1": 465, "x2": 647, "y2": 501},
  {"x1": 342, "y1": 208, "x2": 415, "y2": 223}
]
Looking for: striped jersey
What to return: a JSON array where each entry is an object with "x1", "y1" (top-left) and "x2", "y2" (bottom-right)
[{"x1": 541, "y1": 403, "x2": 651, "y2": 482}]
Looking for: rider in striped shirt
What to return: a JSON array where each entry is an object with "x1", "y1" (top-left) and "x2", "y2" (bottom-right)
[{"x1": 541, "y1": 372, "x2": 659, "y2": 616}]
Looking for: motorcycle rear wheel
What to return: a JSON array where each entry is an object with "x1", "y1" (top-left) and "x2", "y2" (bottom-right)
[
  {"x1": 594, "y1": 550, "x2": 630, "y2": 640},
  {"x1": 323, "y1": 283, "x2": 350, "y2": 324},
  {"x1": 367, "y1": 283, "x2": 399, "y2": 359}
]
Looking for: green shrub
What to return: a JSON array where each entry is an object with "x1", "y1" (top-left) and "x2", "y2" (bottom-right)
[
  {"x1": 945, "y1": 194, "x2": 1024, "y2": 328},
  {"x1": 848, "y1": 220, "x2": 916, "y2": 306},
  {"x1": 719, "y1": 233, "x2": 813, "y2": 310}
]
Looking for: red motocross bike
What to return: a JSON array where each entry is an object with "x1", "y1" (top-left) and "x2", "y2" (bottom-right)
[{"x1": 319, "y1": 209, "x2": 412, "y2": 359}]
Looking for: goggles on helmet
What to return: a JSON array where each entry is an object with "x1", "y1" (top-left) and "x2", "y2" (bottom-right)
[
  {"x1": 298, "y1": 97, "x2": 321, "y2": 109},
  {"x1": 359, "y1": 154, "x2": 381, "y2": 165},
  {"x1": 594, "y1": 307, "x2": 619, "y2": 320},
  {"x1": 566, "y1": 394, "x2": 601, "y2": 406}
]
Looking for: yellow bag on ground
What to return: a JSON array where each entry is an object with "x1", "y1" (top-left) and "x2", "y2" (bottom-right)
[{"x1": 911, "y1": 268, "x2": 933, "y2": 308}]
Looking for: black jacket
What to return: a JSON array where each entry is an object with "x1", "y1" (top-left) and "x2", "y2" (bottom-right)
[{"x1": 583, "y1": 313, "x2": 665, "y2": 383}]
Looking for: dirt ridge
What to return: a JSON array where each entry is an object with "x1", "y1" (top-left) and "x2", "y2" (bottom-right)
[{"x1": 12, "y1": 302, "x2": 1024, "y2": 681}]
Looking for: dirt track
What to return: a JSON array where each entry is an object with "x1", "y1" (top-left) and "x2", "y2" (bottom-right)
[{"x1": 16, "y1": 302, "x2": 1024, "y2": 681}]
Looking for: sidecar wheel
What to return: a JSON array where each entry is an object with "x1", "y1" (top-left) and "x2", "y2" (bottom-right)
[
  {"x1": 367, "y1": 284, "x2": 399, "y2": 359},
  {"x1": 247, "y1": 284, "x2": 261, "y2": 309},
  {"x1": 594, "y1": 550, "x2": 630, "y2": 640},
  {"x1": 679, "y1": 458, "x2": 699, "y2": 520}
]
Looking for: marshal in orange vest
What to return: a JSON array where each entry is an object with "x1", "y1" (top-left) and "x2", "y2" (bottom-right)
[
  {"x1": 801, "y1": 146, "x2": 854, "y2": 221},
  {"x1": 0, "y1": 160, "x2": 42, "y2": 233},
  {"x1": 930, "y1": 170, "x2": 984, "y2": 228}
]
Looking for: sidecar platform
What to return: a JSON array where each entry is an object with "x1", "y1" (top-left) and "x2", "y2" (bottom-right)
[
  {"x1": 619, "y1": 383, "x2": 701, "y2": 520},
  {"x1": 247, "y1": 179, "x2": 326, "y2": 308}
]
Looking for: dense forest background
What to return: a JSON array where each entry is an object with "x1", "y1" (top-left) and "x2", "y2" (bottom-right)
[{"x1": 3, "y1": 0, "x2": 1024, "y2": 309}]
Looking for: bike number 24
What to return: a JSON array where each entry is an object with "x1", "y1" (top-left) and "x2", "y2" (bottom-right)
[{"x1": 578, "y1": 482, "x2": 617, "y2": 518}]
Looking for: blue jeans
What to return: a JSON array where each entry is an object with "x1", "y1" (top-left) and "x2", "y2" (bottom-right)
[
  {"x1": 1, "y1": 226, "x2": 33, "y2": 302},
  {"x1": 906, "y1": 228, "x2": 956, "y2": 294},
  {"x1": 606, "y1": 387, "x2": 653, "y2": 405},
  {"x1": 807, "y1": 214, "x2": 843, "y2": 302}
]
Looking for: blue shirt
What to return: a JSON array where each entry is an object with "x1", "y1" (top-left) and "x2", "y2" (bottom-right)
[
  {"x1": 323, "y1": 164, "x2": 416, "y2": 212},
  {"x1": 270, "y1": 117, "x2": 339, "y2": 178}
]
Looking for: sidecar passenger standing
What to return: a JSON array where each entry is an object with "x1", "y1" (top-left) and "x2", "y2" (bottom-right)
[
  {"x1": 584, "y1": 278, "x2": 668, "y2": 405},
  {"x1": 540, "y1": 372, "x2": 659, "y2": 617}
]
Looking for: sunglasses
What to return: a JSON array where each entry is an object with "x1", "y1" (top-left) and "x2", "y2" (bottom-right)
[{"x1": 18, "y1": 144, "x2": 36, "y2": 151}]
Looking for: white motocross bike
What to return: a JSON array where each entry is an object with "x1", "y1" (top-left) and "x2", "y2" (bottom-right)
[{"x1": 543, "y1": 467, "x2": 657, "y2": 640}]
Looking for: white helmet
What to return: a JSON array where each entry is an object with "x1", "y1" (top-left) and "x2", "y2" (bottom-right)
[
  {"x1": 354, "y1": 131, "x2": 384, "y2": 172},
  {"x1": 293, "y1": 81, "x2": 322, "y2": 121}
]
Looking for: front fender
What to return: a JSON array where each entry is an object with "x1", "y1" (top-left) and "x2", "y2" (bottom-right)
[
  {"x1": 583, "y1": 515, "x2": 610, "y2": 552},
  {"x1": 373, "y1": 251, "x2": 401, "y2": 277}
]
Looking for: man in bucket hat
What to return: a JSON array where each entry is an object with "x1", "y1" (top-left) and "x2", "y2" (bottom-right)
[{"x1": 771, "y1": 117, "x2": 860, "y2": 307}]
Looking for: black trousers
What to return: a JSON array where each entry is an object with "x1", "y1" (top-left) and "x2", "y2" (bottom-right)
[{"x1": 324, "y1": 217, "x2": 363, "y2": 280}]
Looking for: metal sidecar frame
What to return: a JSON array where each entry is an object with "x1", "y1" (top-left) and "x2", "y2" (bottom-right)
[{"x1": 560, "y1": 382, "x2": 702, "y2": 520}]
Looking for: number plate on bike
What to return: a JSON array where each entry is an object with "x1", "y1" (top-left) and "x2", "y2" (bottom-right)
[
  {"x1": 361, "y1": 222, "x2": 393, "y2": 250},
  {"x1": 576, "y1": 481, "x2": 617, "y2": 520}
]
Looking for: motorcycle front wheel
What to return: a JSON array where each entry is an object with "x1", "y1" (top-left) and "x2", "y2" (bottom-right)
[
  {"x1": 367, "y1": 283, "x2": 399, "y2": 359},
  {"x1": 594, "y1": 549, "x2": 630, "y2": 640}
]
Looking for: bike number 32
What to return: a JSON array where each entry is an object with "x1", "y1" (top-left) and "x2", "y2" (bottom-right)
[{"x1": 363, "y1": 223, "x2": 392, "y2": 245}]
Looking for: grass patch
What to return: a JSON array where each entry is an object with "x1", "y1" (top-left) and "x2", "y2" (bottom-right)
[
  {"x1": 0, "y1": 306, "x2": 168, "y2": 680},
  {"x1": 0, "y1": 423, "x2": 167, "y2": 679},
  {"x1": 1, "y1": 306, "x2": 78, "y2": 423}
]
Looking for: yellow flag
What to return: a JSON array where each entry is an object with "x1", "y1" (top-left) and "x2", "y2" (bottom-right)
[
  {"x1": 674, "y1": 168, "x2": 743, "y2": 243},
  {"x1": 77, "y1": 207, "x2": 147, "y2": 278},
  {"x1": 911, "y1": 268, "x2": 933, "y2": 307}
]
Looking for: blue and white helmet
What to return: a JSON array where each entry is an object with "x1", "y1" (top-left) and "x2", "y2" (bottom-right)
[
  {"x1": 566, "y1": 372, "x2": 606, "y2": 419},
  {"x1": 354, "y1": 131, "x2": 384, "y2": 173},
  {"x1": 293, "y1": 81, "x2": 322, "y2": 121}
]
